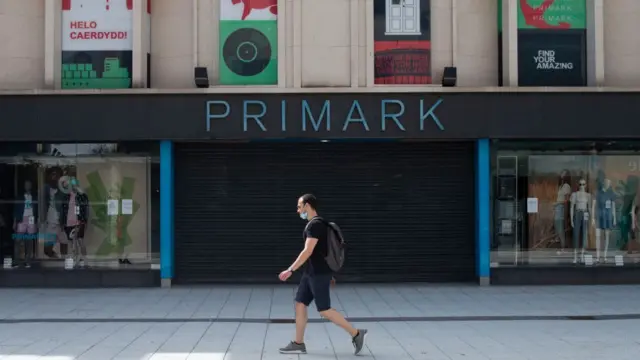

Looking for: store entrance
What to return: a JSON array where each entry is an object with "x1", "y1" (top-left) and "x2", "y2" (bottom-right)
[{"x1": 174, "y1": 142, "x2": 477, "y2": 284}]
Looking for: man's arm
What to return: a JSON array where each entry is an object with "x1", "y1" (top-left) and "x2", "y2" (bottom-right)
[
  {"x1": 287, "y1": 237, "x2": 318, "y2": 272},
  {"x1": 289, "y1": 238, "x2": 318, "y2": 271}
]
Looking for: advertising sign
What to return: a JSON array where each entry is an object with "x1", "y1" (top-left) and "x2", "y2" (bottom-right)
[
  {"x1": 517, "y1": 0, "x2": 586, "y2": 29},
  {"x1": 517, "y1": 0, "x2": 586, "y2": 86},
  {"x1": 373, "y1": 0, "x2": 431, "y2": 84},
  {"x1": 518, "y1": 31, "x2": 586, "y2": 86},
  {"x1": 219, "y1": 0, "x2": 278, "y2": 85},
  {"x1": 61, "y1": 0, "x2": 133, "y2": 89}
]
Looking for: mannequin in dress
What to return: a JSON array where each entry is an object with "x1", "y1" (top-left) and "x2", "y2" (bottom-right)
[
  {"x1": 592, "y1": 178, "x2": 616, "y2": 263},
  {"x1": 60, "y1": 177, "x2": 89, "y2": 268},
  {"x1": 43, "y1": 168, "x2": 67, "y2": 259},
  {"x1": 12, "y1": 180, "x2": 38, "y2": 268},
  {"x1": 555, "y1": 170, "x2": 572, "y2": 254},
  {"x1": 570, "y1": 179, "x2": 592, "y2": 264}
]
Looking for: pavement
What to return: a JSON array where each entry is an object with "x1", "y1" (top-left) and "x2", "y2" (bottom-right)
[{"x1": 0, "y1": 285, "x2": 639, "y2": 359}]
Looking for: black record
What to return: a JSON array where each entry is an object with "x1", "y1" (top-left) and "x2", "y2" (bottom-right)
[{"x1": 223, "y1": 28, "x2": 272, "y2": 77}]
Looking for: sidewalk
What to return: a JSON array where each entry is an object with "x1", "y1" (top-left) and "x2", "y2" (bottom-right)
[
  {"x1": 0, "y1": 284, "x2": 639, "y2": 322},
  {"x1": 0, "y1": 285, "x2": 639, "y2": 359}
]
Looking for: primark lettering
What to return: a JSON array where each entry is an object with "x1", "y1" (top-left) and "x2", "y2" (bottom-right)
[
  {"x1": 205, "y1": 98, "x2": 444, "y2": 133},
  {"x1": 534, "y1": 50, "x2": 574, "y2": 70}
]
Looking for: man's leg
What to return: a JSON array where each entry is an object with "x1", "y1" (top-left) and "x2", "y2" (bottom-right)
[
  {"x1": 279, "y1": 274, "x2": 312, "y2": 354},
  {"x1": 294, "y1": 301, "x2": 308, "y2": 344},
  {"x1": 313, "y1": 274, "x2": 368, "y2": 355}
]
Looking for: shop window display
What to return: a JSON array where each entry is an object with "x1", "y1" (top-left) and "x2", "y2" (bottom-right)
[
  {"x1": 0, "y1": 143, "x2": 159, "y2": 270},
  {"x1": 492, "y1": 141, "x2": 640, "y2": 267}
]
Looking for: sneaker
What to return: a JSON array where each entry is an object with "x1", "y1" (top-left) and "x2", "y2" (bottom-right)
[
  {"x1": 279, "y1": 341, "x2": 306, "y2": 354},
  {"x1": 352, "y1": 329, "x2": 368, "y2": 355}
]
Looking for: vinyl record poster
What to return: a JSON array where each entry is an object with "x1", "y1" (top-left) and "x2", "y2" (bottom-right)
[
  {"x1": 374, "y1": 0, "x2": 431, "y2": 85},
  {"x1": 61, "y1": 0, "x2": 133, "y2": 89},
  {"x1": 517, "y1": 0, "x2": 586, "y2": 86},
  {"x1": 219, "y1": 0, "x2": 278, "y2": 85}
]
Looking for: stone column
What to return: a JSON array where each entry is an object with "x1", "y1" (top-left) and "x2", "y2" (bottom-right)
[{"x1": 501, "y1": 0, "x2": 518, "y2": 86}]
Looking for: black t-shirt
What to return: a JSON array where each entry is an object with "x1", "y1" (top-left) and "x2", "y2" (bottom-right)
[{"x1": 303, "y1": 217, "x2": 332, "y2": 275}]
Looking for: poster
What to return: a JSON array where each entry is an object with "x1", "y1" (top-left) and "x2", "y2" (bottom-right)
[
  {"x1": 219, "y1": 0, "x2": 278, "y2": 85},
  {"x1": 61, "y1": 0, "x2": 133, "y2": 89},
  {"x1": 517, "y1": 0, "x2": 586, "y2": 86},
  {"x1": 517, "y1": 0, "x2": 586, "y2": 30},
  {"x1": 373, "y1": 0, "x2": 431, "y2": 84},
  {"x1": 78, "y1": 159, "x2": 149, "y2": 261},
  {"x1": 518, "y1": 31, "x2": 586, "y2": 86}
]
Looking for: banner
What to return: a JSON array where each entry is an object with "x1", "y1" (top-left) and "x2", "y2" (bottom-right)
[
  {"x1": 219, "y1": 0, "x2": 278, "y2": 85},
  {"x1": 373, "y1": 0, "x2": 431, "y2": 84},
  {"x1": 518, "y1": 31, "x2": 586, "y2": 86},
  {"x1": 61, "y1": 0, "x2": 133, "y2": 89},
  {"x1": 517, "y1": 0, "x2": 586, "y2": 86},
  {"x1": 518, "y1": 0, "x2": 586, "y2": 30}
]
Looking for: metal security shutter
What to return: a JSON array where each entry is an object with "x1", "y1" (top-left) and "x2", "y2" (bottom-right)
[{"x1": 174, "y1": 142, "x2": 475, "y2": 284}]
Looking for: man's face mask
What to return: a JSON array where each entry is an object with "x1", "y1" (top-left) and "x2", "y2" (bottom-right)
[{"x1": 298, "y1": 203, "x2": 308, "y2": 220}]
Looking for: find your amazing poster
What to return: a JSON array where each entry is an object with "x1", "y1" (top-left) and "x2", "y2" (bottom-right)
[{"x1": 374, "y1": 0, "x2": 431, "y2": 85}]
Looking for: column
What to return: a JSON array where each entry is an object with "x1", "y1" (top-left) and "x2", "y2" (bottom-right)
[
  {"x1": 476, "y1": 139, "x2": 491, "y2": 286},
  {"x1": 501, "y1": 0, "x2": 518, "y2": 86},
  {"x1": 44, "y1": 0, "x2": 62, "y2": 88},
  {"x1": 587, "y1": 0, "x2": 604, "y2": 86},
  {"x1": 132, "y1": 0, "x2": 151, "y2": 88},
  {"x1": 160, "y1": 140, "x2": 174, "y2": 287}
]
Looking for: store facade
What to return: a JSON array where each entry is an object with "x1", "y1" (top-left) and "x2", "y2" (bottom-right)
[{"x1": 1, "y1": 90, "x2": 640, "y2": 286}]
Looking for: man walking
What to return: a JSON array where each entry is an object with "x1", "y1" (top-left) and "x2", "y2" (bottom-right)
[{"x1": 278, "y1": 194, "x2": 368, "y2": 355}]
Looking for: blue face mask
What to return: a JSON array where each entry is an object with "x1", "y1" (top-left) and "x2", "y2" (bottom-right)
[{"x1": 300, "y1": 212, "x2": 308, "y2": 220}]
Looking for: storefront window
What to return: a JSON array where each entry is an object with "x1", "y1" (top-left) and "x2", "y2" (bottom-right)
[
  {"x1": 0, "y1": 142, "x2": 159, "y2": 270},
  {"x1": 492, "y1": 141, "x2": 640, "y2": 267}
]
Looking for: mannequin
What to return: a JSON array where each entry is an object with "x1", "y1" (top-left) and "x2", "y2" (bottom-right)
[
  {"x1": 555, "y1": 170, "x2": 572, "y2": 254},
  {"x1": 12, "y1": 180, "x2": 38, "y2": 268},
  {"x1": 570, "y1": 179, "x2": 591, "y2": 264},
  {"x1": 593, "y1": 179, "x2": 616, "y2": 263},
  {"x1": 43, "y1": 168, "x2": 67, "y2": 259},
  {"x1": 60, "y1": 177, "x2": 89, "y2": 268}
]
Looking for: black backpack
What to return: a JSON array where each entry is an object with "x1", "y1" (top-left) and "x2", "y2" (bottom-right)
[{"x1": 313, "y1": 218, "x2": 346, "y2": 272}]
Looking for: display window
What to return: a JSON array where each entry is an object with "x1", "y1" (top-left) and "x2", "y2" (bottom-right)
[
  {"x1": 0, "y1": 143, "x2": 159, "y2": 270},
  {"x1": 492, "y1": 141, "x2": 640, "y2": 267}
]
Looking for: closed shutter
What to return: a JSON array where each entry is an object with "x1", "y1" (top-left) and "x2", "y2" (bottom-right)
[{"x1": 174, "y1": 142, "x2": 476, "y2": 284}]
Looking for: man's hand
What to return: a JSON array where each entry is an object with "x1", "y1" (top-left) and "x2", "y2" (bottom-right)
[
  {"x1": 331, "y1": 277, "x2": 336, "y2": 287},
  {"x1": 278, "y1": 269, "x2": 293, "y2": 282}
]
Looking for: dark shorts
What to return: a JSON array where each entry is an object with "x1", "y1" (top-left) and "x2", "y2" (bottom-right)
[
  {"x1": 295, "y1": 273, "x2": 332, "y2": 312},
  {"x1": 64, "y1": 224, "x2": 86, "y2": 240}
]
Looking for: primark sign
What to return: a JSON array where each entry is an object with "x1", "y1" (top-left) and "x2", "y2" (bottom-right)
[{"x1": 205, "y1": 97, "x2": 445, "y2": 138}]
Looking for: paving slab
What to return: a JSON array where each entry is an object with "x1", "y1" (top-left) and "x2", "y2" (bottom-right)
[
  {"x1": 0, "y1": 320, "x2": 638, "y2": 359},
  {"x1": 0, "y1": 284, "x2": 639, "y2": 322}
]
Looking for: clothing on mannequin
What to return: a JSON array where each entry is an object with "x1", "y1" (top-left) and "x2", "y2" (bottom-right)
[
  {"x1": 555, "y1": 170, "x2": 572, "y2": 253},
  {"x1": 43, "y1": 184, "x2": 68, "y2": 258},
  {"x1": 631, "y1": 199, "x2": 639, "y2": 253},
  {"x1": 60, "y1": 178, "x2": 89, "y2": 268},
  {"x1": 593, "y1": 179, "x2": 616, "y2": 263},
  {"x1": 12, "y1": 180, "x2": 37, "y2": 268},
  {"x1": 570, "y1": 179, "x2": 591, "y2": 264}
]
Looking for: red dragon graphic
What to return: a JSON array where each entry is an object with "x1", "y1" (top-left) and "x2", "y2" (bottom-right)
[
  {"x1": 519, "y1": 0, "x2": 571, "y2": 29},
  {"x1": 231, "y1": 0, "x2": 277, "y2": 20}
]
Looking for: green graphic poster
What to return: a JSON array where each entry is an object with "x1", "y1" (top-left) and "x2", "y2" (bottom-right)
[
  {"x1": 62, "y1": 52, "x2": 132, "y2": 89},
  {"x1": 85, "y1": 171, "x2": 139, "y2": 257},
  {"x1": 219, "y1": 0, "x2": 278, "y2": 85},
  {"x1": 517, "y1": 0, "x2": 586, "y2": 30}
]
